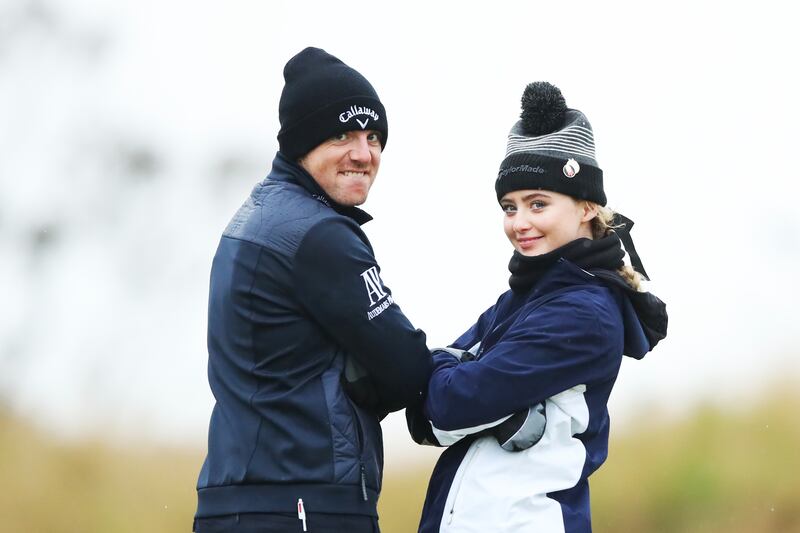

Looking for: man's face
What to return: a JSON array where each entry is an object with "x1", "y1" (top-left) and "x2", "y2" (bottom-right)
[{"x1": 299, "y1": 130, "x2": 382, "y2": 206}]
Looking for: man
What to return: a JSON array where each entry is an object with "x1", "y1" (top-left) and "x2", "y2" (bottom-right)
[{"x1": 193, "y1": 48, "x2": 432, "y2": 533}]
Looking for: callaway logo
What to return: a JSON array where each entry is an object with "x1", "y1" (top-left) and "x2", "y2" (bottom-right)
[
  {"x1": 311, "y1": 194, "x2": 331, "y2": 207},
  {"x1": 339, "y1": 105, "x2": 379, "y2": 130}
]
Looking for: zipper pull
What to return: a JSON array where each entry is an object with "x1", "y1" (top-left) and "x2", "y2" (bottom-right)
[
  {"x1": 297, "y1": 498, "x2": 307, "y2": 531},
  {"x1": 360, "y1": 463, "x2": 368, "y2": 501}
]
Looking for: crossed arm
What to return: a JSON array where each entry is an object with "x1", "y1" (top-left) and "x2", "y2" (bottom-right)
[{"x1": 407, "y1": 291, "x2": 620, "y2": 450}]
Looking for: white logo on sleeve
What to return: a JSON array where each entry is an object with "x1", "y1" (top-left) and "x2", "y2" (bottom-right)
[
  {"x1": 361, "y1": 266, "x2": 387, "y2": 306},
  {"x1": 360, "y1": 266, "x2": 394, "y2": 320}
]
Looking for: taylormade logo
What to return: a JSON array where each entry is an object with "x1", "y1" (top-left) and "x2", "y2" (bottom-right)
[
  {"x1": 339, "y1": 105, "x2": 379, "y2": 129},
  {"x1": 498, "y1": 165, "x2": 546, "y2": 179}
]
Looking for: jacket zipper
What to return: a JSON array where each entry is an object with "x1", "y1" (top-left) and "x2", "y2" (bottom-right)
[
  {"x1": 360, "y1": 463, "x2": 368, "y2": 501},
  {"x1": 447, "y1": 441, "x2": 483, "y2": 525},
  {"x1": 297, "y1": 498, "x2": 307, "y2": 531},
  {"x1": 349, "y1": 401, "x2": 369, "y2": 502}
]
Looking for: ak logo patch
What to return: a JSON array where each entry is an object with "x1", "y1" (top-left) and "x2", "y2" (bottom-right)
[
  {"x1": 360, "y1": 266, "x2": 387, "y2": 306},
  {"x1": 360, "y1": 266, "x2": 394, "y2": 321}
]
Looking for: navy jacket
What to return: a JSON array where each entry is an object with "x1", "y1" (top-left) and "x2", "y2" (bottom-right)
[
  {"x1": 413, "y1": 259, "x2": 666, "y2": 532},
  {"x1": 195, "y1": 153, "x2": 431, "y2": 519}
]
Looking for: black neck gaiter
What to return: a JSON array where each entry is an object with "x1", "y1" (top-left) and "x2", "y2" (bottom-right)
[{"x1": 508, "y1": 233, "x2": 625, "y2": 293}]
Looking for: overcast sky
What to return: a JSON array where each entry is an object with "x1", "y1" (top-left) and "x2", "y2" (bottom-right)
[{"x1": 1, "y1": 0, "x2": 798, "y2": 464}]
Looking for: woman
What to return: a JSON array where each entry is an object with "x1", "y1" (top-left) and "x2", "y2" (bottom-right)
[{"x1": 407, "y1": 82, "x2": 667, "y2": 533}]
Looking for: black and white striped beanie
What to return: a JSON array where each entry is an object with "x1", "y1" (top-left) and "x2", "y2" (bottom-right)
[{"x1": 495, "y1": 82, "x2": 606, "y2": 206}]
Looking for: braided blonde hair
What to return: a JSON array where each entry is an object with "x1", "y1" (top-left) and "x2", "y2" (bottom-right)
[{"x1": 589, "y1": 204, "x2": 642, "y2": 291}]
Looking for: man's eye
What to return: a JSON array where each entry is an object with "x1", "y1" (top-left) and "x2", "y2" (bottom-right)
[
  {"x1": 333, "y1": 133, "x2": 348, "y2": 141},
  {"x1": 367, "y1": 132, "x2": 381, "y2": 143}
]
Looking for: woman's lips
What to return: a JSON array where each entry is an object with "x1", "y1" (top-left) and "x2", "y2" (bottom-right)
[{"x1": 517, "y1": 236, "x2": 542, "y2": 250}]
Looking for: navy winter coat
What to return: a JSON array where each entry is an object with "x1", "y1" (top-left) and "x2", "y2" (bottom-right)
[
  {"x1": 195, "y1": 153, "x2": 431, "y2": 519},
  {"x1": 413, "y1": 259, "x2": 666, "y2": 532}
]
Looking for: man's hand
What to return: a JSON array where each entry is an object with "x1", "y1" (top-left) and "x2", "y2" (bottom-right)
[
  {"x1": 406, "y1": 398, "x2": 442, "y2": 447},
  {"x1": 341, "y1": 355, "x2": 381, "y2": 408}
]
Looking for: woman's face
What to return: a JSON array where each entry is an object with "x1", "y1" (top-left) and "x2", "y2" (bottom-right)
[{"x1": 500, "y1": 189, "x2": 598, "y2": 256}]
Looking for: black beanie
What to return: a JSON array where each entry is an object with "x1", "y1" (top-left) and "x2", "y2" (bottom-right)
[
  {"x1": 495, "y1": 82, "x2": 606, "y2": 206},
  {"x1": 277, "y1": 47, "x2": 388, "y2": 160}
]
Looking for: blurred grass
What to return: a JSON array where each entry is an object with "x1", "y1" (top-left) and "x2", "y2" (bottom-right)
[
  {"x1": 590, "y1": 390, "x2": 800, "y2": 533},
  {"x1": 0, "y1": 410, "x2": 202, "y2": 533},
  {"x1": 2, "y1": 387, "x2": 799, "y2": 532}
]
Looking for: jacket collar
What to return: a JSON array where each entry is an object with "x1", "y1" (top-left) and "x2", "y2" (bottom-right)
[
  {"x1": 525, "y1": 258, "x2": 597, "y2": 300},
  {"x1": 531, "y1": 259, "x2": 667, "y2": 360},
  {"x1": 268, "y1": 152, "x2": 373, "y2": 226}
]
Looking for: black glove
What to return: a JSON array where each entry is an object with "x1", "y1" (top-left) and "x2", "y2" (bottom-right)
[
  {"x1": 405, "y1": 398, "x2": 442, "y2": 446},
  {"x1": 341, "y1": 355, "x2": 381, "y2": 409},
  {"x1": 489, "y1": 403, "x2": 547, "y2": 451}
]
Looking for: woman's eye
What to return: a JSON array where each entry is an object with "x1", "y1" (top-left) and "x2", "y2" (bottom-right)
[
  {"x1": 501, "y1": 204, "x2": 516, "y2": 214},
  {"x1": 531, "y1": 201, "x2": 546, "y2": 210}
]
